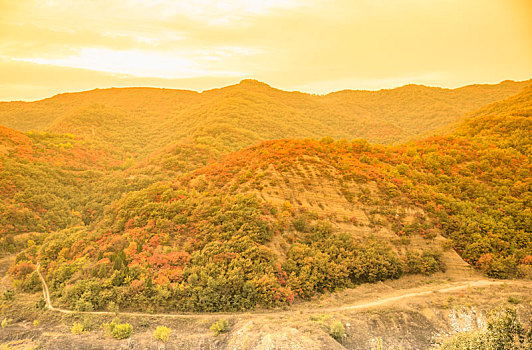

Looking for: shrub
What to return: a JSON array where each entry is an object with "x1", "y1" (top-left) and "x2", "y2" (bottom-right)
[
  {"x1": 33, "y1": 320, "x2": 40, "y2": 327},
  {"x1": 329, "y1": 321, "x2": 346, "y2": 342},
  {"x1": 421, "y1": 250, "x2": 445, "y2": 273},
  {"x1": 210, "y1": 319, "x2": 229, "y2": 336},
  {"x1": 292, "y1": 215, "x2": 310, "y2": 232},
  {"x1": 36, "y1": 297, "x2": 46, "y2": 309},
  {"x1": 108, "y1": 301, "x2": 120, "y2": 314},
  {"x1": 1, "y1": 318, "x2": 10, "y2": 328},
  {"x1": 71, "y1": 322, "x2": 85, "y2": 335},
  {"x1": 112, "y1": 323, "x2": 133, "y2": 340},
  {"x1": 360, "y1": 155, "x2": 371, "y2": 164},
  {"x1": 103, "y1": 317, "x2": 120, "y2": 336},
  {"x1": 441, "y1": 240, "x2": 453, "y2": 251},
  {"x1": 3, "y1": 289, "x2": 14, "y2": 301},
  {"x1": 153, "y1": 326, "x2": 171, "y2": 342},
  {"x1": 507, "y1": 296, "x2": 520, "y2": 305},
  {"x1": 74, "y1": 299, "x2": 94, "y2": 312},
  {"x1": 435, "y1": 307, "x2": 531, "y2": 349},
  {"x1": 21, "y1": 271, "x2": 42, "y2": 292},
  {"x1": 405, "y1": 250, "x2": 444, "y2": 275}
]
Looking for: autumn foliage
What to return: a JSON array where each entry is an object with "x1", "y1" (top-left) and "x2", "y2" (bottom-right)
[{"x1": 2, "y1": 81, "x2": 531, "y2": 312}]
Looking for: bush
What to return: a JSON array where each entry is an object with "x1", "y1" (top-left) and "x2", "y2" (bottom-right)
[
  {"x1": 292, "y1": 215, "x2": 310, "y2": 232},
  {"x1": 435, "y1": 307, "x2": 531, "y2": 349},
  {"x1": 73, "y1": 299, "x2": 94, "y2": 312},
  {"x1": 3, "y1": 289, "x2": 14, "y2": 301},
  {"x1": 441, "y1": 240, "x2": 453, "y2": 251},
  {"x1": 1, "y1": 318, "x2": 10, "y2": 328},
  {"x1": 71, "y1": 322, "x2": 85, "y2": 335},
  {"x1": 329, "y1": 321, "x2": 346, "y2": 342},
  {"x1": 112, "y1": 323, "x2": 133, "y2": 340},
  {"x1": 153, "y1": 326, "x2": 171, "y2": 342},
  {"x1": 210, "y1": 319, "x2": 229, "y2": 336},
  {"x1": 36, "y1": 297, "x2": 46, "y2": 310},
  {"x1": 405, "y1": 250, "x2": 444, "y2": 275},
  {"x1": 103, "y1": 318, "x2": 117, "y2": 334},
  {"x1": 107, "y1": 301, "x2": 120, "y2": 314},
  {"x1": 507, "y1": 296, "x2": 520, "y2": 305},
  {"x1": 33, "y1": 320, "x2": 40, "y2": 327},
  {"x1": 21, "y1": 271, "x2": 42, "y2": 292}
]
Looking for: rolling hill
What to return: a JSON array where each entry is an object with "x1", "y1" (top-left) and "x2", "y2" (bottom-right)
[
  {"x1": 2, "y1": 82, "x2": 529, "y2": 314},
  {"x1": 0, "y1": 79, "x2": 530, "y2": 157},
  {"x1": 0, "y1": 79, "x2": 530, "y2": 315}
]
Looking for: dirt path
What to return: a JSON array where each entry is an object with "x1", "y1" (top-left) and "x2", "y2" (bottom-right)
[
  {"x1": 322, "y1": 280, "x2": 505, "y2": 312},
  {"x1": 36, "y1": 264, "x2": 521, "y2": 319},
  {"x1": 36, "y1": 264, "x2": 55, "y2": 311}
]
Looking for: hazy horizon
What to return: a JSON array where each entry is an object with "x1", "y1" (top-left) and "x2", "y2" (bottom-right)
[{"x1": 2, "y1": 76, "x2": 531, "y2": 103}]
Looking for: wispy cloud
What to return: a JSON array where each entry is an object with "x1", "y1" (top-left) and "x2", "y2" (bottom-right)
[
  {"x1": 12, "y1": 47, "x2": 256, "y2": 78},
  {"x1": 0, "y1": 0, "x2": 531, "y2": 100}
]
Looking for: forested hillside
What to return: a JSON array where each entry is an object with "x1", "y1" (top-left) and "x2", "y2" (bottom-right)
[
  {"x1": 456, "y1": 86, "x2": 532, "y2": 155},
  {"x1": 322, "y1": 79, "x2": 532, "y2": 140},
  {"x1": 1, "y1": 79, "x2": 530, "y2": 155},
  {"x1": 0, "y1": 126, "x2": 126, "y2": 247},
  {"x1": 1, "y1": 80, "x2": 530, "y2": 313}
]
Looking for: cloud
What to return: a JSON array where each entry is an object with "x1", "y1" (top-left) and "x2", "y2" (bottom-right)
[
  {"x1": 12, "y1": 47, "x2": 254, "y2": 78},
  {"x1": 0, "y1": 57, "x2": 242, "y2": 101},
  {"x1": 0, "y1": 0, "x2": 530, "y2": 100},
  {"x1": 0, "y1": 23, "x2": 152, "y2": 58}
]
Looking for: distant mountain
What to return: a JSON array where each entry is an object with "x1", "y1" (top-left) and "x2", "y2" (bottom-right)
[
  {"x1": 1, "y1": 79, "x2": 530, "y2": 157},
  {"x1": 322, "y1": 79, "x2": 532, "y2": 139},
  {"x1": 455, "y1": 86, "x2": 532, "y2": 155}
]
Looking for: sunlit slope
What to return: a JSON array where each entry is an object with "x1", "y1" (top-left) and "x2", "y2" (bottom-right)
[
  {"x1": 0, "y1": 87, "x2": 201, "y2": 132},
  {"x1": 189, "y1": 130, "x2": 530, "y2": 272},
  {"x1": 21, "y1": 139, "x2": 451, "y2": 313},
  {"x1": 15, "y1": 96, "x2": 530, "y2": 313},
  {"x1": 0, "y1": 126, "x2": 124, "y2": 238},
  {"x1": 1, "y1": 79, "x2": 530, "y2": 155},
  {"x1": 324, "y1": 79, "x2": 532, "y2": 138},
  {"x1": 6, "y1": 78, "x2": 531, "y2": 313},
  {"x1": 455, "y1": 86, "x2": 532, "y2": 154}
]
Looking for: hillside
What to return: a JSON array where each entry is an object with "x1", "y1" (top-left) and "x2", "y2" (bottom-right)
[
  {"x1": 0, "y1": 81, "x2": 529, "y2": 350},
  {"x1": 0, "y1": 81, "x2": 528, "y2": 327},
  {"x1": 0, "y1": 79, "x2": 530, "y2": 156},
  {"x1": 2, "y1": 84, "x2": 528, "y2": 315},
  {"x1": 0, "y1": 126, "x2": 127, "y2": 246},
  {"x1": 16, "y1": 146, "x2": 451, "y2": 313},
  {"x1": 322, "y1": 79, "x2": 532, "y2": 139},
  {"x1": 455, "y1": 86, "x2": 532, "y2": 155}
]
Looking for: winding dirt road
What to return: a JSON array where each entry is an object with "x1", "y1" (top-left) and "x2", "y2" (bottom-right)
[
  {"x1": 36, "y1": 264, "x2": 519, "y2": 319},
  {"x1": 36, "y1": 263, "x2": 56, "y2": 311}
]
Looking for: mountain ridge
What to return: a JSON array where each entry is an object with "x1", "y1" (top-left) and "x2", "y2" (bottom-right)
[
  {"x1": 3, "y1": 78, "x2": 531, "y2": 103},
  {"x1": 1, "y1": 78, "x2": 530, "y2": 156}
]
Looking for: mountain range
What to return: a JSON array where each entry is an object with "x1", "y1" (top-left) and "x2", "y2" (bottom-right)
[{"x1": 1, "y1": 79, "x2": 530, "y2": 313}]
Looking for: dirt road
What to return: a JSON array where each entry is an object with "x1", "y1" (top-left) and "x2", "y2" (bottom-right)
[{"x1": 36, "y1": 264, "x2": 518, "y2": 319}]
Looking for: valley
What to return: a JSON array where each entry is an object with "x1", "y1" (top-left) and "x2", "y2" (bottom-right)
[{"x1": 0, "y1": 80, "x2": 531, "y2": 349}]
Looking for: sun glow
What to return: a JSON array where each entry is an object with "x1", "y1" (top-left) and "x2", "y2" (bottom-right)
[
  {"x1": 0, "y1": 0, "x2": 531, "y2": 100},
  {"x1": 13, "y1": 47, "x2": 254, "y2": 79}
]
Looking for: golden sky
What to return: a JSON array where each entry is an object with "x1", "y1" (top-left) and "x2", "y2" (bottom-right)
[{"x1": 1, "y1": 0, "x2": 531, "y2": 101}]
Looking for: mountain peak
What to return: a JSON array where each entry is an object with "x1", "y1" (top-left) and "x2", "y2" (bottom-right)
[{"x1": 237, "y1": 79, "x2": 272, "y2": 88}]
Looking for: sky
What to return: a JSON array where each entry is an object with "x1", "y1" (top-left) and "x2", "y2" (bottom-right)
[{"x1": 0, "y1": 0, "x2": 531, "y2": 101}]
